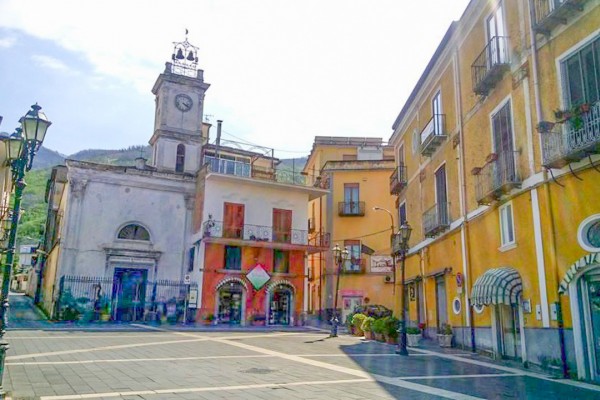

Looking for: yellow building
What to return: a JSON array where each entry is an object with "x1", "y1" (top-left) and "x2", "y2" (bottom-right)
[
  {"x1": 388, "y1": 0, "x2": 600, "y2": 382},
  {"x1": 304, "y1": 136, "x2": 397, "y2": 323}
]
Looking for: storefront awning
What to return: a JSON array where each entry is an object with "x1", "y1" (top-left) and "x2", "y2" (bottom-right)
[
  {"x1": 558, "y1": 253, "x2": 600, "y2": 295},
  {"x1": 471, "y1": 267, "x2": 522, "y2": 306}
]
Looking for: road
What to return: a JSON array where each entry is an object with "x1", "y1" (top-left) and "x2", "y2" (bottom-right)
[{"x1": 4, "y1": 325, "x2": 600, "y2": 399}]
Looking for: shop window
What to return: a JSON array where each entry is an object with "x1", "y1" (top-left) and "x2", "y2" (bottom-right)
[
  {"x1": 273, "y1": 250, "x2": 289, "y2": 273},
  {"x1": 499, "y1": 202, "x2": 515, "y2": 247},
  {"x1": 224, "y1": 246, "x2": 241, "y2": 270}
]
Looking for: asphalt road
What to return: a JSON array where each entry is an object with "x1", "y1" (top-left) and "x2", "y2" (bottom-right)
[{"x1": 4, "y1": 324, "x2": 600, "y2": 400}]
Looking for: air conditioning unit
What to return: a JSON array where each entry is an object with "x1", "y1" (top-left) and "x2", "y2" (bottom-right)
[{"x1": 384, "y1": 275, "x2": 394, "y2": 283}]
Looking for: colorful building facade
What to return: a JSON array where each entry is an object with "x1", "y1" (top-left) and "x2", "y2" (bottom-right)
[
  {"x1": 304, "y1": 137, "x2": 397, "y2": 323},
  {"x1": 388, "y1": 0, "x2": 600, "y2": 382}
]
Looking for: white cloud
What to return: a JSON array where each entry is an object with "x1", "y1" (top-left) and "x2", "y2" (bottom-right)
[
  {"x1": 31, "y1": 54, "x2": 71, "y2": 72},
  {"x1": 0, "y1": 0, "x2": 471, "y2": 154},
  {"x1": 0, "y1": 36, "x2": 16, "y2": 48}
]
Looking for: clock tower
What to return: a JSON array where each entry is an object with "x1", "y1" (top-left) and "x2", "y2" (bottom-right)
[{"x1": 149, "y1": 34, "x2": 210, "y2": 173}]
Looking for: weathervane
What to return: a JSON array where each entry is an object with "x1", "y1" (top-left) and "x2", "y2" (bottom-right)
[{"x1": 171, "y1": 29, "x2": 199, "y2": 77}]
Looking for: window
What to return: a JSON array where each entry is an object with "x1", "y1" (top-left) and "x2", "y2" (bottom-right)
[
  {"x1": 398, "y1": 144, "x2": 405, "y2": 166},
  {"x1": 273, "y1": 209, "x2": 292, "y2": 243},
  {"x1": 224, "y1": 203, "x2": 244, "y2": 239},
  {"x1": 224, "y1": 246, "x2": 241, "y2": 270},
  {"x1": 435, "y1": 164, "x2": 448, "y2": 224},
  {"x1": 491, "y1": 101, "x2": 517, "y2": 181},
  {"x1": 562, "y1": 37, "x2": 600, "y2": 107},
  {"x1": 499, "y1": 202, "x2": 515, "y2": 247},
  {"x1": 188, "y1": 247, "x2": 195, "y2": 272},
  {"x1": 399, "y1": 202, "x2": 407, "y2": 225},
  {"x1": 487, "y1": 2, "x2": 507, "y2": 64},
  {"x1": 117, "y1": 224, "x2": 150, "y2": 241},
  {"x1": 273, "y1": 250, "x2": 289, "y2": 273},
  {"x1": 343, "y1": 183, "x2": 360, "y2": 214},
  {"x1": 175, "y1": 144, "x2": 185, "y2": 173},
  {"x1": 344, "y1": 240, "x2": 361, "y2": 272},
  {"x1": 432, "y1": 91, "x2": 443, "y2": 135}
]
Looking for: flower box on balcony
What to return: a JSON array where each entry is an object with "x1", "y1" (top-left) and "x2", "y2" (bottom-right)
[{"x1": 485, "y1": 153, "x2": 498, "y2": 163}]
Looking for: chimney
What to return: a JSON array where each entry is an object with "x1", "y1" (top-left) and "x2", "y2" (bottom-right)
[
  {"x1": 216, "y1": 120, "x2": 222, "y2": 146},
  {"x1": 135, "y1": 157, "x2": 147, "y2": 170}
]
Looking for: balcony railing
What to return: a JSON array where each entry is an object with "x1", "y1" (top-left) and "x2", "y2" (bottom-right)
[
  {"x1": 342, "y1": 259, "x2": 366, "y2": 274},
  {"x1": 472, "y1": 36, "x2": 510, "y2": 96},
  {"x1": 420, "y1": 114, "x2": 447, "y2": 156},
  {"x1": 390, "y1": 164, "x2": 408, "y2": 195},
  {"x1": 533, "y1": 0, "x2": 587, "y2": 34},
  {"x1": 541, "y1": 101, "x2": 600, "y2": 169},
  {"x1": 204, "y1": 156, "x2": 319, "y2": 188},
  {"x1": 475, "y1": 151, "x2": 521, "y2": 204},
  {"x1": 423, "y1": 202, "x2": 451, "y2": 238},
  {"x1": 202, "y1": 220, "x2": 330, "y2": 248},
  {"x1": 338, "y1": 201, "x2": 366, "y2": 216}
]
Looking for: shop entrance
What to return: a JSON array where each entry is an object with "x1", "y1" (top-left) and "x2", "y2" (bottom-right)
[
  {"x1": 217, "y1": 283, "x2": 244, "y2": 324},
  {"x1": 269, "y1": 286, "x2": 292, "y2": 325},
  {"x1": 342, "y1": 296, "x2": 362, "y2": 323},
  {"x1": 495, "y1": 304, "x2": 521, "y2": 360},
  {"x1": 582, "y1": 269, "x2": 600, "y2": 382}
]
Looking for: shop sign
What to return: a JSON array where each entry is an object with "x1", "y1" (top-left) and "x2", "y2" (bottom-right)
[
  {"x1": 247, "y1": 264, "x2": 270, "y2": 290},
  {"x1": 188, "y1": 288, "x2": 198, "y2": 308},
  {"x1": 370, "y1": 256, "x2": 393, "y2": 273}
]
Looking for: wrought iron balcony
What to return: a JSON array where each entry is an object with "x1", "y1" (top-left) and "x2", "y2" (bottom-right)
[
  {"x1": 423, "y1": 202, "x2": 451, "y2": 238},
  {"x1": 204, "y1": 156, "x2": 319, "y2": 188},
  {"x1": 202, "y1": 220, "x2": 330, "y2": 249},
  {"x1": 420, "y1": 114, "x2": 447, "y2": 156},
  {"x1": 390, "y1": 164, "x2": 408, "y2": 195},
  {"x1": 533, "y1": 0, "x2": 587, "y2": 34},
  {"x1": 541, "y1": 101, "x2": 600, "y2": 169},
  {"x1": 338, "y1": 201, "x2": 366, "y2": 216},
  {"x1": 342, "y1": 258, "x2": 366, "y2": 274},
  {"x1": 475, "y1": 151, "x2": 521, "y2": 205},
  {"x1": 472, "y1": 36, "x2": 510, "y2": 96}
]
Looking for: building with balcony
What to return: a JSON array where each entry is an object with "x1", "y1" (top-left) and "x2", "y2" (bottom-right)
[
  {"x1": 191, "y1": 136, "x2": 329, "y2": 326},
  {"x1": 387, "y1": 0, "x2": 600, "y2": 383},
  {"x1": 303, "y1": 136, "x2": 397, "y2": 323}
]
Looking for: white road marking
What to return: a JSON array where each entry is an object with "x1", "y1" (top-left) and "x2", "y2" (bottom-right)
[
  {"x1": 399, "y1": 373, "x2": 523, "y2": 380},
  {"x1": 6, "y1": 334, "x2": 176, "y2": 339},
  {"x1": 411, "y1": 348, "x2": 600, "y2": 393},
  {"x1": 6, "y1": 354, "x2": 276, "y2": 365},
  {"x1": 39, "y1": 378, "x2": 374, "y2": 400}
]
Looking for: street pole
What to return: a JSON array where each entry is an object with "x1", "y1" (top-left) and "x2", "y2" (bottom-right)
[
  {"x1": 396, "y1": 246, "x2": 409, "y2": 356},
  {"x1": 330, "y1": 258, "x2": 341, "y2": 337}
]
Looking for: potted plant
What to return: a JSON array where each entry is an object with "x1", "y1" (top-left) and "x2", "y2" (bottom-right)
[
  {"x1": 351, "y1": 313, "x2": 366, "y2": 337},
  {"x1": 437, "y1": 323, "x2": 453, "y2": 347},
  {"x1": 383, "y1": 316, "x2": 400, "y2": 345},
  {"x1": 345, "y1": 313, "x2": 356, "y2": 335},
  {"x1": 203, "y1": 313, "x2": 215, "y2": 325},
  {"x1": 372, "y1": 318, "x2": 385, "y2": 341},
  {"x1": 361, "y1": 316, "x2": 375, "y2": 340},
  {"x1": 406, "y1": 327, "x2": 422, "y2": 347}
]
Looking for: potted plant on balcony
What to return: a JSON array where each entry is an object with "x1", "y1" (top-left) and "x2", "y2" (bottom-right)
[
  {"x1": 361, "y1": 316, "x2": 375, "y2": 340},
  {"x1": 437, "y1": 323, "x2": 453, "y2": 348},
  {"x1": 406, "y1": 327, "x2": 422, "y2": 347},
  {"x1": 351, "y1": 313, "x2": 366, "y2": 337},
  {"x1": 383, "y1": 316, "x2": 400, "y2": 345}
]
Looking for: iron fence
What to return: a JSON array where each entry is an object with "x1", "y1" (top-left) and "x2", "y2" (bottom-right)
[{"x1": 55, "y1": 275, "x2": 197, "y2": 323}]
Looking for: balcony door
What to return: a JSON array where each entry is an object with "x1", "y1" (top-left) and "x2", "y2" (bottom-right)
[
  {"x1": 273, "y1": 208, "x2": 292, "y2": 243},
  {"x1": 344, "y1": 183, "x2": 360, "y2": 214},
  {"x1": 432, "y1": 91, "x2": 443, "y2": 135},
  {"x1": 224, "y1": 202, "x2": 244, "y2": 239},
  {"x1": 492, "y1": 102, "x2": 517, "y2": 184},
  {"x1": 487, "y1": 2, "x2": 507, "y2": 65},
  {"x1": 344, "y1": 240, "x2": 361, "y2": 272},
  {"x1": 434, "y1": 165, "x2": 448, "y2": 226}
]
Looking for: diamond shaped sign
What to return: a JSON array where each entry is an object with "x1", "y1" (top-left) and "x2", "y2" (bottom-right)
[{"x1": 246, "y1": 264, "x2": 270, "y2": 290}]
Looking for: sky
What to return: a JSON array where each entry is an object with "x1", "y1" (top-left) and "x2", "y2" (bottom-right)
[{"x1": 0, "y1": 0, "x2": 471, "y2": 157}]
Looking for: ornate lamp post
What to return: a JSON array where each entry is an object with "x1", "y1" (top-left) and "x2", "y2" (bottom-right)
[
  {"x1": 0, "y1": 104, "x2": 51, "y2": 396},
  {"x1": 330, "y1": 243, "x2": 349, "y2": 337},
  {"x1": 393, "y1": 222, "x2": 412, "y2": 356}
]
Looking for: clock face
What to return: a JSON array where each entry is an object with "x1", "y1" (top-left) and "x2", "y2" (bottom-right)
[{"x1": 174, "y1": 94, "x2": 193, "y2": 112}]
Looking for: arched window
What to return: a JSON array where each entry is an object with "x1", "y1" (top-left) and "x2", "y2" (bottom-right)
[
  {"x1": 117, "y1": 224, "x2": 150, "y2": 241},
  {"x1": 175, "y1": 144, "x2": 185, "y2": 173}
]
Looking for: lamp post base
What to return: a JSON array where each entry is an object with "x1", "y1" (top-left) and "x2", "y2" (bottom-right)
[{"x1": 395, "y1": 324, "x2": 409, "y2": 356}]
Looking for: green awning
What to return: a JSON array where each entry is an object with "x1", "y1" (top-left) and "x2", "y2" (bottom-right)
[
  {"x1": 471, "y1": 267, "x2": 522, "y2": 306},
  {"x1": 558, "y1": 253, "x2": 600, "y2": 295}
]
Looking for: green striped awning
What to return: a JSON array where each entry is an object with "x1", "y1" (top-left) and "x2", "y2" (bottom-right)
[
  {"x1": 471, "y1": 267, "x2": 522, "y2": 306},
  {"x1": 558, "y1": 253, "x2": 600, "y2": 295}
]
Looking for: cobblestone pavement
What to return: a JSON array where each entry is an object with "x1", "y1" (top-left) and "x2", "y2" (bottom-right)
[{"x1": 4, "y1": 325, "x2": 600, "y2": 400}]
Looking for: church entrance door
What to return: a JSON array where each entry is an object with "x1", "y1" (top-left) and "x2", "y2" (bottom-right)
[{"x1": 112, "y1": 268, "x2": 147, "y2": 322}]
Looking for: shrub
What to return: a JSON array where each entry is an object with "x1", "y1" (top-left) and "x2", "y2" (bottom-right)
[
  {"x1": 345, "y1": 312, "x2": 355, "y2": 328},
  {"x1": 351, "y1": 313, "x2": 367, "y2": 330},
  {"x1": 372, "y1": 318, "x2": 385, "y2": 334},
  {"x1": 406, "y1": 327, "x2": 421, "y2": 335},
  {"x1": 383, "y1": 316, "x2": 400, "y2": 338},
  {"x1": 438, "y1": 323, "x2": 453, "y2": 335},
  {"x1": 361, "y1": 316, "x2": 375, "y2": 332}
]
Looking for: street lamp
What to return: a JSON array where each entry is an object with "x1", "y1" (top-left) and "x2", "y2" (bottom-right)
[
  {"x1": 0, "y1": 104, "x2": 51, "y2": 396},
  {"x1": 330, "y1": 243, "x2": 349, "y2": 337},
  {"x1": 394, "y1": 221, "x2": 412, "y2": 356}
]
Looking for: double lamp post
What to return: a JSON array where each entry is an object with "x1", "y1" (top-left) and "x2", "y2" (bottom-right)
[{"x1": 0, "y1": 104, "x2": 52, "y2": 396}]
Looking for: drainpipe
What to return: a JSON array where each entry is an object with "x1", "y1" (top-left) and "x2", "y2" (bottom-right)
[
  {"x1": 527, "y1": 0, "x2": 568, "y2": 378},
  {"x1": 215, "y1": 120, "x2": 222, "y2": 160}
]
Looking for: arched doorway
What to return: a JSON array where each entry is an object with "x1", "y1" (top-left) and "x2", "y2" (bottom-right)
[
  {"x1": 266, "y1": 281, "x2": 295, "y2": 326},
  {"x1": 559, "y1": 253, "x2": 600, "y2": 383},
  {"x1": 215, "y1": 278, "x2": 246, "y2": 325}
]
